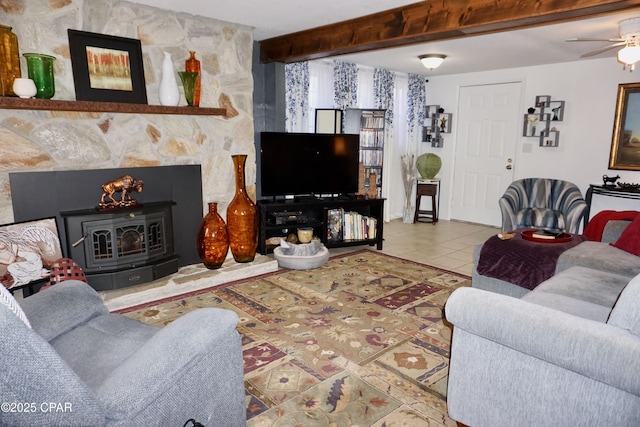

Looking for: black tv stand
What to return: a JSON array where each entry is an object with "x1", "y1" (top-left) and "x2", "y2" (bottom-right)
[{"x1": 257, "y1": 198, "x2": 385, "y2": 254}]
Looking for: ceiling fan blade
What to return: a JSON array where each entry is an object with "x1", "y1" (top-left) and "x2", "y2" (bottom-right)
[
  {"x1": 566, "y1": 37, "x2": 625, "y2": 42},
  {"x1": 579, "y1": 42, "x2": 627, "y2": 58}
]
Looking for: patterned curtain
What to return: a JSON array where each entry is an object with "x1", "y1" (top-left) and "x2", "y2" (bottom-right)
[
  {"x1": 407, "y1": 74, "x2": 427, "y2": 137},
  {"x1": 374, "y1": 67, "x2": 394, "y2": 127},
  {"x1": 373, "y1": 68, "x2": 394, "y2": 219},
  {"x1": 333, "y1": 61, "x2": 358, "y2": 110},
  {"x1": 284, "y1": 62, "x2": 309, "y2": 132},
  {"x1": 402, "y1": 73, "x2": 426, "y2": 222}
]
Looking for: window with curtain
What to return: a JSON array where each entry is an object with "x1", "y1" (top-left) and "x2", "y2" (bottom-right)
[{"x1": 284, "y1": 60, "x2": 427, "y2": 220}]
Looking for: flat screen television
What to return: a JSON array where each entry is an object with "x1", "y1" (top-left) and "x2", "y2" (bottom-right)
[{"x1": 259, "y1": 132, "x2": 360, "y2": 198}]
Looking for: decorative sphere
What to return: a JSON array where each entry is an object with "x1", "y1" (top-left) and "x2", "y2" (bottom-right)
[{"x1": 416, "y1": 153, "x2": 442, "y2": 179}]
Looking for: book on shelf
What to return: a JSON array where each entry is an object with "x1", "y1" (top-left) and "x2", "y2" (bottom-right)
[
  {"x1": 342, "y1": 211, "x2": 377, "y2": 241},
  {"x1": 531, "y1": 229, "x2": 564, "y2": 239}
]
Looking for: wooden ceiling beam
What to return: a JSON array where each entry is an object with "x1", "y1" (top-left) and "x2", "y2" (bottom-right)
[{"x1": 259, "y1": 0, "x2": 640, "y2": 63}]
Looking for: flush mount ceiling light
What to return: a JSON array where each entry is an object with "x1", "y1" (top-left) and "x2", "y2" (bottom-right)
[{"x1": 419, "y1": 54, "x2": 446, "y2": 70}]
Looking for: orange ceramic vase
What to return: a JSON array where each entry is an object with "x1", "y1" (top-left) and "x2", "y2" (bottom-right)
[
  {"x1": 185, "y1": 51, "x2": 201, "y2": 107},
  {"x1": 196, "y1": 202, "x2": 229, "y2": 269},
  {"x1": 227, "y1": 155, "x2": 258, "y2": 263}
]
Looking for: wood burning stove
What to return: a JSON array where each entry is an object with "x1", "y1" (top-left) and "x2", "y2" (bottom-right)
[
  {"x1": 62, "y1": 201, "x2": 179, "y2": 291},
  {"x1": 10, "y1": 165, "x2": 204, "y2": 291}
]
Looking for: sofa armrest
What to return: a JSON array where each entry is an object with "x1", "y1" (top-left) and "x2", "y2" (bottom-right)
[
  {"x1": 446, "y1": 287, "x2": 640, "y2": 396},
  {"x1": 19, "y1": 281, "x2": 108, "y2": 341},
  {"x1": 97, "y1": 307, "x2": 245, "y2": 425}
]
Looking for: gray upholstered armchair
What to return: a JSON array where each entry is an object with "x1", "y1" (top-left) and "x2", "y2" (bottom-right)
[
  {"x1": 499, "y1": 178, "x2": 588, "y2": 233},
  {"x1": 1, "y1": 280, "x2": 246, "y2": 427}
]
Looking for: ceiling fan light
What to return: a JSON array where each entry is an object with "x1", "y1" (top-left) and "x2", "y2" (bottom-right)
[
  {"x1": 618, "y1": 45, "x2": 640, "y2": 65},
  {"x1": 419, "y1": 54, "x2": 446, "y2": 70}
]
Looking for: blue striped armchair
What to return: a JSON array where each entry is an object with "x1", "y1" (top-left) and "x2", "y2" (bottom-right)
[{"x1": 499, "y1": 178, "x2": 588, "y2": 234}]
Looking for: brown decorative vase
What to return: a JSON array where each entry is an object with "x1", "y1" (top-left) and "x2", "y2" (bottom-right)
[
  {"x1": 197, "y1": 202, "x2": 229, "y2": 269},
  {"x1": 0, "y1": 25, "x2": 21, "y2": 97},
  {"x1": 227, "y1": 154, "x2": 258, "y2": 263}
]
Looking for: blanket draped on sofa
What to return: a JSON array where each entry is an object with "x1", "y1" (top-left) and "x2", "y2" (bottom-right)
[{"x1": 476, "y1": 229, "x2": 587, "y2": 290}]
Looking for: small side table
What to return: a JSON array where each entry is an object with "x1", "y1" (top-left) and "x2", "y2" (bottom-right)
[{"x1": 414, "y1": 179, "x2": 440, "y2": 224}]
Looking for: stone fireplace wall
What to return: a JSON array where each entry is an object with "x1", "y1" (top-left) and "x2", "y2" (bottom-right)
[{"x1": 0, "y1": 0, "x2": 256, "y2": 225}]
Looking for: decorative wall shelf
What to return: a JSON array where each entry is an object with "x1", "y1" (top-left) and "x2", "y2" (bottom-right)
[
  {"x1": 422, "y1": 104, "x2": 451, "y2": 147},
  {"x1": 0, "y1": 97, "x2": 227, "y2": 116},
  {"x1": 523, "y1": 95, "x2": 565, "y2": 147}
]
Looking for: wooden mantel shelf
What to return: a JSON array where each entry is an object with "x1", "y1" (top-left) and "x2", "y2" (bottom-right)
[{"x1": 0, "y1": 97, "x2": 227, "y2": 116}]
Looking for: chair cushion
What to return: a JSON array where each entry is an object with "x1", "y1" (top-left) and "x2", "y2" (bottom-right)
[
  {"x1": 611, "y1": 214, "x2": 640, "y2": 256},
  {"x1": 608, "y1": 273, "x2": 640, "y2": 336},
  {"x1": 516, "y1": 207, "x2": 565, "y2": 231},
  {"x1": 523, "y1": 266, "x2": 630, "y2": 322},
  {"x1": 51, "y1": 313, "x2": 159, "y2": 389}
]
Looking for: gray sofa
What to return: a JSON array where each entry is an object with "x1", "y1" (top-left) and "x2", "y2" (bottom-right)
[
  {"x1": 1, "y1": 280, "x2": 246, "y2": 427},
  {"x1": 445, "y1": 220, "x2": 640, "y2": 425}
]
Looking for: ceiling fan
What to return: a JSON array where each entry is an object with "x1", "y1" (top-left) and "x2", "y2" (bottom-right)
[{"x1": 566, "y1": 17, "x2": 640, "y2": 71}]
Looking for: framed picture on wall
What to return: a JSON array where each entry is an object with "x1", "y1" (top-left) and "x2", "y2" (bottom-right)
[
  {"x1": 0, "y1": 217, "x2": 63, "y2": 290},
  {"x1": 609, "y1": 82, "x2": 640, "y2": 170},
  {"x1": 68, "y1": 29, "x2": 148, "y2": 104}
]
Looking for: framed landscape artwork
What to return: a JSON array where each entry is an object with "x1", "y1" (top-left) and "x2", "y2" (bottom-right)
[
  {"x1": 0, "y1": 217, "x2": 63, "y2": 290},
  {"x1": 68, "y1": 29, "x2": 148, "y2": 104},
  {"x1": 610, "y1": 82, "x2": 640, "y2": 170}
]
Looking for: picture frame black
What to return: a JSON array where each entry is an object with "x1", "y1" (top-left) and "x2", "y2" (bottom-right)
[
  {"x1": 610, "y1": 82, "x2": 640, "y2": 170},
  {"x1": 68, "y1": 29, "x2": 147, "y2": 104},
  {"x1": 0, "y1": 217, "x2": 63, "y2": 291}
]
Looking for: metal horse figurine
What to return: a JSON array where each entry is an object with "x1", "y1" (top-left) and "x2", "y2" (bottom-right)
[
  {"x1": 602, "y1": 174, "x2": 620, "y2": 187},
  {"x1": 99, "y1": 175, "x2": 144, "y2": 208}
]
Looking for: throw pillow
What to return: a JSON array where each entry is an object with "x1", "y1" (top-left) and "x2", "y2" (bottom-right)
[
  {"x1": 0, "y1": 285, "x2": 31, "y2": 328},
  {"x1": 611, "y1": 214, "x2": 640, "y2": 256},
  {"x1": 39, "y1": 258, "x2": 88, "y2": 292}
]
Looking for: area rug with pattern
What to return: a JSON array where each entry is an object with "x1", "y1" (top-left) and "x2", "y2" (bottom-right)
[{"x1": 118, "y1": 249, "x2": 471, "y2": 426}]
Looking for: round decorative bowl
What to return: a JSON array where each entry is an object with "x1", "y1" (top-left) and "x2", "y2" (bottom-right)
[{"x1": 273, "y1": 245, "x2": 329, "y2": 270}]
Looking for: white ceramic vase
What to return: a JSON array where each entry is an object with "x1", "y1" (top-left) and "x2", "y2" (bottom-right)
[
  {"x1": 12, "y1": 78, "x2": 37, "y2": 98},
  {"x1": 158, "y1": 52, "x2": 179, "y2": 106}
]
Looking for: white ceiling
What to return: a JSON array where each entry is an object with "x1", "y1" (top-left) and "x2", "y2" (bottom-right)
[{"x1": 129, "y1": 0, "x2": 640, "y2": 76}]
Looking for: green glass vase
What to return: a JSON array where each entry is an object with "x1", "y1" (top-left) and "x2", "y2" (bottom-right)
[
  {"x1": 178, "y1": 71, "x2": 198, "y2": 106},
  {"x1": 23, "y1": 53, "x2": 55, "y2": 99}
]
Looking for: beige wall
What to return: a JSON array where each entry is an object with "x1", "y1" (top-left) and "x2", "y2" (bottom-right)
[{"x1": 0, "y1": 0, "x2": 255, "y2": 224}]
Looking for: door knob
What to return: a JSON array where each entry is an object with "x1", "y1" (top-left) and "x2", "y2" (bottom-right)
[{"x1": 506, "y1": 165, "x2": 512, "y2": 170}]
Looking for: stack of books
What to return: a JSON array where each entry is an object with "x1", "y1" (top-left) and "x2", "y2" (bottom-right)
[{"x1": 326, "y1": 208, "x2": 377, "y2": 242}]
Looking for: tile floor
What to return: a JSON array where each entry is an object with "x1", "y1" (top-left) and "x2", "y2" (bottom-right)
[{"x1": 332, "y1": 218, "x2": 499, "y2": 277}]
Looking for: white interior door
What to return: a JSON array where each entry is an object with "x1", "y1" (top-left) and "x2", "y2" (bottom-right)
[{"x1": 451, "y1": 82, "x2": 521, "y2": 227}]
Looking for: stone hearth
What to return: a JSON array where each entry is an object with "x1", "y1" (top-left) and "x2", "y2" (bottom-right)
[{"x1": 103, "y1": 254, "x2": 277, "y2": 311}]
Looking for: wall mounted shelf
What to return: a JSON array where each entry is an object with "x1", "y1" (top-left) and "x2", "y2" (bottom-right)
[
  {"x1": 422, "y1": 104, "x2": 451, "y2": 147},
  {"x1": 0, "y1": 97, "x2": 227, "y2": 116},
  {"x1": 523, "y1": 95, "x2": 565, "y2": 147}
]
